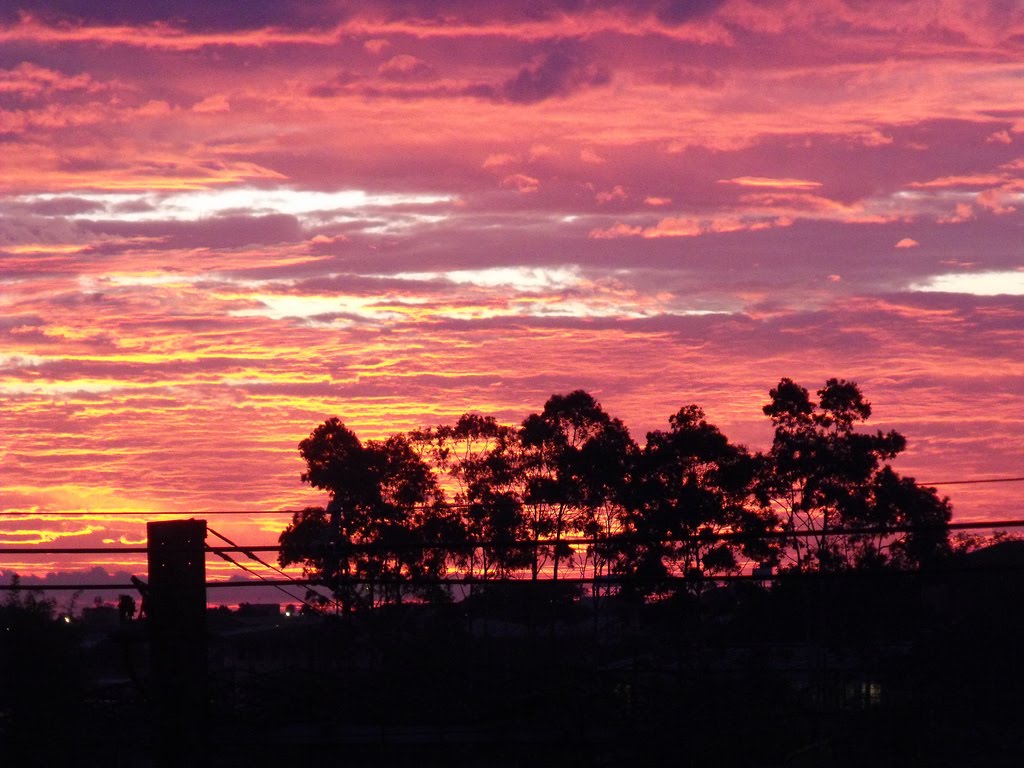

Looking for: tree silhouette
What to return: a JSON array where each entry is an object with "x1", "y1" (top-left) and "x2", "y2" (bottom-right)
[
  {"x1": 280, "y1": 382, "x2": 951, "y2": 608},
  {"x1": 626, "y1": 405, "x2": 775, "y2": 592},
  {"x1": 412, "y1": 414, "x2": 532, "y2": 580},
  {"x1": 520, "y1": 390, "x2": 636, "y2": 582},
  {"x1": 864, "y1": 465, "x2": 952, "y2": 568},
  {"x1": 759, "y1": 378, "x2": 950, "y2": 570},
  {"x1": 279, "y1": 419, "x2": 449, "y2": 609}
]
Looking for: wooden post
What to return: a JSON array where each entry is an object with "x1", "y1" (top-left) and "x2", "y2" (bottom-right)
[{"x1": 147, "y1": 519, "x2": 208, "y2": 767}]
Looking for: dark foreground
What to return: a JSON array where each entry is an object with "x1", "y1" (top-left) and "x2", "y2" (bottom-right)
[{"x1": 4, "y1": 556, "x2": 1024, "y2": 767}]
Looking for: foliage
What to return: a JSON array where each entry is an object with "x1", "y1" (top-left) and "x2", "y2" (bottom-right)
[
  {"x1": 624, "y1": 405, "x2": 775, "y2": 594},
  {"x1": 412, "y1": 414, "x2": 532, "y2": 579},
  {"x1": 759, "y1": 377, "x2": 951, "y2": 570},
  {"x1": 279, "y1": 380, "x2": 952, "y2": 608},
  {"x1": 519, "y1": 390, "x2": 636, "y2": 581},
  {"x1": 280, "y1": 420, "x2": 449, "y2": 610}
]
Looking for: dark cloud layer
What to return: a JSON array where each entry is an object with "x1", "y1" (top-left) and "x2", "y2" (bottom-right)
[
  {"x1": 492, "y1": 49, "x2": 611, "y2": 104},
  {"x1": 82, "y1": 214, "x2": 305, "y2": 249},
  {"x1": 310, "y1": 47, "x2": 611, "y2": 104},
  {"x1": 0, "y1": 0, "x2": 346, "y2": 30},
  {"x1": 358, "y1": 0, "x2": 730, "y2": 25}
]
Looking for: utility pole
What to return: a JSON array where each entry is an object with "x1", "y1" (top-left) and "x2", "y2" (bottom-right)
[{"x1": 147, "y1": 519, "x2": 208, "y2": 767}]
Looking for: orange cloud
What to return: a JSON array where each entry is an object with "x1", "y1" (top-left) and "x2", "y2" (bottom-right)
[
  {"x1": 589, "y1": 222, "x2": 644, "y2": 239},
  {"x1": 719, "y1": 176, "x2": 823, "y2": 190},
  {"x1": 590, "y1": 214, "x2": 782, "y2": 239},
  {"x1": 909, "y1": 174, "x2": 1008, "y2": 189},
  {"x1": 1, "y1": 243, "x2": 90, "y2": 255}
]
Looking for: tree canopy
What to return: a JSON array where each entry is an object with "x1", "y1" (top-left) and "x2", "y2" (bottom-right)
[
  {"x1": 280, "y1": 419, "x2": 453, "y2": 610},
  {"x1": 280, "y1": 380, "x2": 952, "y2": 607},
  {"x1": 758, "y1": 378, "x2": 949, "y2": 570}
]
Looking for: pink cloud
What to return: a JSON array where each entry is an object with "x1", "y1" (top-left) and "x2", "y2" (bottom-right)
[
  {"x1": 976, "y1": 189, "x2": 1018, "y2": 215},
  {"x1": 0, "y1": 14, "x2": 341, "y2": 51},
  {"x1": 482, "y1": 153, "x2": 517, "y2": 169},
  {"x1": 596, "y1": 185, "x2": 627, "y2": 203},
  {"x1": 0, "y1": 62, "x2": 99, "y2": 96},
  {"x1": 135, "y1": 99, "x2": 173, "y2": 118},
  {"x1": 192, "y1": 94, "x2": 231, "y2": 113},
  {"x1": 589, "y1": 222, "x2": 644, "y2": 239},
  {"x1": 378, "y1": 54, "x2": 433, "y2": 80},
  {"x1": 939, "y1": 203, "x2": 975, "y2": 224},
  {"x1": 501, "y1": 173, "x2": 539, "y2": 193},
  {"x1": 363, "y1": 38, "x2": 390, "y2": 55}
]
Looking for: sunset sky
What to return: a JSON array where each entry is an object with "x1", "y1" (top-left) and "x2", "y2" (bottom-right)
[{"x1": 2, "y1": 1, "x2": 1022, "y2": 588}]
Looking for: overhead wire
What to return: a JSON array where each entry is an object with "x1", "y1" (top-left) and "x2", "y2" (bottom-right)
[
  {"x1": 207, "y1": 547, "x2": 322, "y2": 613},
  {"x1": 3, "y1": 517, "x2": 1024, "y2": 556},
  {"x1": 1, "y1": 475, "x2": 1022, "y2": 517},
  {"x1": 921, "y1": 476, "x2": 1024, "y2": 486},
  {"x1": 206, "y1": 525, "x2": 333, "y2": 607},
  {"x1": 3, "y1": 500, "x2": 1024, "y2": 592}
]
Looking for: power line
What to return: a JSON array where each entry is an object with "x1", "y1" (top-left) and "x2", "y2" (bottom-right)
[
  {"x1": 3, "y1": 518, "x2": 1024, "y2": 556},
  {"x1": 923, "y1": 476, "x2": 1024, "y2": 486},
  {"x1": 208, "y1": 547, "x2": 322, "y2": 614},
  {"x1": 0, "y1": 509, "x2": 300, "y2": 517},
  {"x1": 2, "y1": 475, "x2": 1022, "y2": 517},
  {"x1": 0, "y1": 582, "x2": 136, "y2": 591},
  {"x1": 207, "y1": 527, "x2": 289, "y2": 577},
  {"x1": 0, "y1": 546, "x2": 150, "y2": 554},
  {"x1": 207, "y1": 525, "x2": 333, "y2": 608}
]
